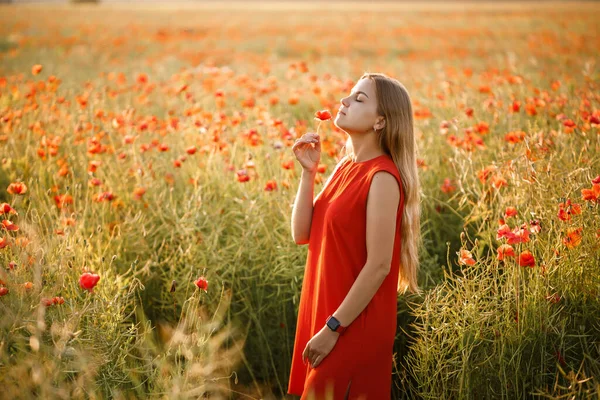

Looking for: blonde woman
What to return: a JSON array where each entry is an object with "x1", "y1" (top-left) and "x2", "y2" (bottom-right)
[{"x1": 287, "y1": 72, "x2": 422, "y2": 399}]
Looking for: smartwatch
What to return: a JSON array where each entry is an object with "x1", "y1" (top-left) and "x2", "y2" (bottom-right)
[{"x1": 326, "y1": 315, "x2": 347, "y2": 335}]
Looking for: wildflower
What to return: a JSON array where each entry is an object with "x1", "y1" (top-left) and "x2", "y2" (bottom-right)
[
  {"x1": 563, "y1": 227, "x2": 583, "y2": 249},
  {"x1": 504, "y1": 206, "x2": 518, "y2": 218},
  {"x1": 497, "y1": 244, "x2": 515, "y2": 261},
  {"x1": 2, "y1": 220, "x2": 18, "y2": 231},
  {"x1": 7, "y1": 182, "x2": 27, "y2": 195},
  {"x1": 264, "y1": 180, "x2": 278, "y2": 192},
  {"x1": 195, "y1": 276, "x2": 208, "y2": 292},
  {"x1": 32, "y1": 64, "x2": 43, "y2": 75},
  {"x1": 79, "y1": 272, "x2": 100, "y2": 292},
  {"x1": 314, "y1": 110, "x2": 332, "y2": 121},
  {"x1": 236, "y1": 169, "x2": 250, "y2": 183},
  {"x1": 459, "y1": 249, "x2": 476, "y2": 266},
  {"x1": 518, "y1": 250, "x2": 535, "y2": 267}
]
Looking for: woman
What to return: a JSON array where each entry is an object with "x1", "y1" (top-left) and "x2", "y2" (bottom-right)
[{"x1": 287, "y1": 72, "x2": 422, "y2": 400}]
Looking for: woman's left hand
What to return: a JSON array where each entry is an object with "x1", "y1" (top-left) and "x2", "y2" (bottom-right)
[{"x1": 302, "y1": 325, "x2": 340, "y2": 368}]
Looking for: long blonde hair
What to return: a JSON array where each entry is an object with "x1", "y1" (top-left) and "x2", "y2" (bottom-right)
[{"x1": 343, "y1": 72, "x2": 422, "y2": 296}]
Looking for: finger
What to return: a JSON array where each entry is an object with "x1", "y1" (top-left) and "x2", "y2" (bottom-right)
[
  {"x1": 314, "y1": 137, "x2": 321, "y2": 151},
  {"x1": 312, "y1": 355, "x2": 322, "y2": 368},
  {"x1": 302, "y1": 345, "x2": 309, "y2": 365}
]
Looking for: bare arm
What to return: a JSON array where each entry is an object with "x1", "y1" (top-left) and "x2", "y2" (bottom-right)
[
  {"x1": 331, "y1": 171, "x2": 401, "y2": 328},
  {"x1": 291, "y1": 156, "x2": 348, "y2": 245}
]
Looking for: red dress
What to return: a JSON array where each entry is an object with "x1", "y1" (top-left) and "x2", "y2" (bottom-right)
[{"x1": 287, "y1": 154, "x2": 405, "y2": 400}]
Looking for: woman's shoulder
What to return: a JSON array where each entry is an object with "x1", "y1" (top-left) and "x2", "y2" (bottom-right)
[{"x1": 370, "y1": 154, "x2": 399, "y2": 174}]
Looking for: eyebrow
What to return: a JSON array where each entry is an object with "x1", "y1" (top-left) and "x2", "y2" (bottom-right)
[{"x1": 351, "y1": 90, "x2": 369, "y2": 99}]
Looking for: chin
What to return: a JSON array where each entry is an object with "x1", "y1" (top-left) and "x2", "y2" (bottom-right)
[{"x1": 333, "y1": 118, "x2": 347, "y2": 131}]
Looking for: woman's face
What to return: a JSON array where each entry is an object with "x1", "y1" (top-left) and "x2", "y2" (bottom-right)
[{"x1": 334, "y1": 78, "x2": 381, "y2": 135}]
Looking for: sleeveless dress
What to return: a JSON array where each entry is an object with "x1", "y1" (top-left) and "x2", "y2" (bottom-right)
[{"x1": 287, "y1": 153, "x2": 405, "y2": 400}]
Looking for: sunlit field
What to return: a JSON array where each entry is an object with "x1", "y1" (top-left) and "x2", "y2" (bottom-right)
[{"x1": 0, "y1": 1, "x2": 599, "y2": 399}]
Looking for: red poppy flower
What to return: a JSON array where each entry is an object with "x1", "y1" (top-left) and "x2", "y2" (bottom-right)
[
  {"x1": 529, "y1": 220, "x2": 542, "y2": 234},
  {"x1": 459, "y1": 249, "x2": 476, "y2": 266},
  {"x1": 41, "y1": 297, "x2": 55, "y2": 307},
  {"x1": 497, "y1": 244, "x2": 515, "y2": 261},
  {"x1": 563, "y1": 227, "x2": 583, "y2": 249},
  {"x1": 314, "y1": 110, "x2": 332, "y2": 121},
  {"x1": 79, "y1": 272, "x2": 100, "y2": 292},
  {"x1": 236, "y1": 169, "x2": 250, "y2": 183},
  {"x1": 264, "y1": 180, "x2": 277, "y2": 191},
  {"x1": 186, "y1": 146, "x2": 197, "y2": 155},
  {"x1": 32, "y1": 64, "x2": 43, "y2": 75},
  {"x1": 496, "y1": 224, "x2": 513, "y2": 240},
  {"x1": 0, "y1": 287, "x2": 8, "y2": 296},
  {"x1": 0, "y1": 203, "x2": 17, "y2": 215},
  {"x1": 133, "y1": 187, "x2": 146, "y2": 200},
  {"x1": 195, "y1": 276, "x2": 208, "y2": 292},
  {"x1": 518, "y1": 250, "x2": 535, "y2": 267},
  {"x1": 7, "y1": 182, "x2": 27, "y2": 195},
  {"x1": 504, "y1": 206, "x2": 518, "y2": 218},
  {"x1": 441, "y1": 178, "x2": 456, "y2": 194},
  {"x1": 507, "y1": 225, "x2": 530, "y2": 244},
  {"x1": 581, "y1": 183, "x2": 600, "y2": 203},
  {"x1": 281, "y1": 160, "x2": 294, "y2": 170},
  {"x1": 2, "y1": 220, "x2": 18, "y2": 231},
  {"x1": 94, "y1": 192, "x2": 116, "y2": 202}
]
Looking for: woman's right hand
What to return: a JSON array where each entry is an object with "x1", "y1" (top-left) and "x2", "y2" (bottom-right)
[{"x1": 292, "y1": 132, "x2": 321, "y2": 173}]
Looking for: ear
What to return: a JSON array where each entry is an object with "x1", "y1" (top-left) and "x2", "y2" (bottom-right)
[{"x1": 374, "y1": 116, "x2": 386, "y2": 131}]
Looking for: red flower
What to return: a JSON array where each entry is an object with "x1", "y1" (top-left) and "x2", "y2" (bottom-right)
[
  {"x1": 236, "y1": 169, "x2": 250, "y2": 183},
  {"x1": 529, "y1": 220, "x2": 542, "y2": 234},
  {"x1": 133, "y1": 187, "x2": 146, "y2": 200},
  {"x1": 459, "y1": 249, "x2": 476, "y2": 266},
  {"x1": 195, "y1": 276, "x2": 208, "y2": 292},
  {"x1": 186, "y1": 146, "x2": 197, "y2": 155},
  {"x1": 496, "y1": 224, "x2": 512, "y2": 240},
  {"x1": 314, "y1": 110, "x2": 332, "y2": 121},
  {"x1": 563, "y1": 227, "x2": 583, "y2": 249},
  {"x1": 0, "y1": 287, "x2": 8, "y2": 296},
  {"x1": 497, "y1": 244, "x2": 515, "y2": 261},
  {"x1": 32, "y1": 64, "x2": 43, "y2": 75},
  {"x1": 0, "y1": 203, "x2": 17, "y2": 215},
  {"x1": 2, "y1": 220, "x2": 18, "y2": 231},
  {"x1": 281, "y1": 160, "x2": 295, "y2": 170},
  {"x1": 79, "y1": 272, "x2": 100, "y2": 292},
  {"x1": 504, "y1": 206, "x2": 518, "y2": 218},
  {"x1": 507, "y1": 224, "x2": 530, "y2": 244},
  {"x1": 581, "y1": 183, "x2": 600, "y2": 203},
  {"x1": 7, "y1": 182, "x2": 27, "y2": 195},
  {"x1": 441, "y1": 178, "x2": 456, "y2": 194},
  {"x1": 41, "y1": 297, "x2": 55, "y2": 307},
  {"x1": 264, "y1": 180, "x2": 278, "y2": 191},
  {"x1": 518, "y1": 250, "x2": 536, "y2": 267},
  {"x1": 94, "y1": 192, "x2": 116, "y2": 202}
]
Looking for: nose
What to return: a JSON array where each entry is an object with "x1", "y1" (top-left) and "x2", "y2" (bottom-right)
[{"x1": 340, "y1": 97, "x2": 349, "y2": 107}]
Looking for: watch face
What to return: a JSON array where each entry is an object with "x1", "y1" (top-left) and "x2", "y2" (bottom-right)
[{"x1": 327, "y1": 316, "x2": 340, "y2": 330}]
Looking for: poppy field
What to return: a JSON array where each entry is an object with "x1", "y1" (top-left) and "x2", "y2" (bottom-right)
[{"x1": 0, "y1": 1, "x2": 599, "y2": 399}]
